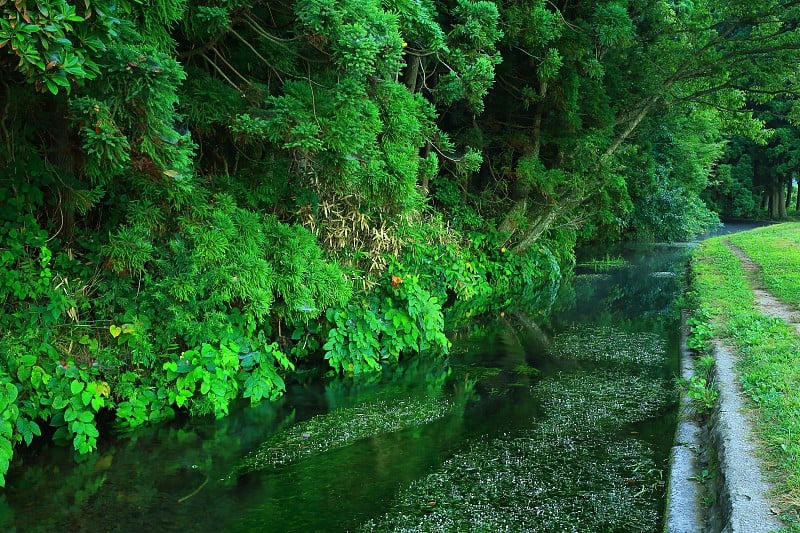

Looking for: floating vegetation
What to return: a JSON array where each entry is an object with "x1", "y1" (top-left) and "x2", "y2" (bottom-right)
[
  {"x1": 549, "y1": 325, "x2": 667, "y2": 366},
  {"x1": 649, "y1": 271, "x2": 677, "y2": 278},
  {"x1": 578, "y1": 254, "x2": 628, "y2": 271},
  {"x1": 533, "y1": 370, "x2": 672, "y2": 438},
  {"x1": 449, "y1": 365, "x2": 503, "y2": 382},
  {"x1": 360, "y1": 362, "x2": 672, "y2": 532},
  {"x1": 360, "y1": 435, "x2": 662, "y2": 532},
  {"x1": 574, "y1": 272, "x2": 611, "y2": 280},
  {"x1": 231, "y1": 393, "x2": 459, "y2": 476}
]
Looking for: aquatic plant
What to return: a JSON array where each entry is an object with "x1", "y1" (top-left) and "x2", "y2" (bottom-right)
[
  {"x1": 532, "y1": 370, "x2": 672, "y2": 437},
  {"x1": 361, "y1": 351, "x2": 673, "y2": 532},
  {"x1": 578, "y1": 254, "x2": 628, "y2": 271},
  {"x1": 360, "y1": 434, "x2": 662, "y2": 532},
  {"x1": 549, "y1": 325, "x2": 668, "y2": 366},
  {"x1": 230, "y1": 389, "x2": 467, "y2": 476}
]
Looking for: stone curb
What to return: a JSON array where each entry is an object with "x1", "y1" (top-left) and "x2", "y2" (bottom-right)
[
  {"x1": 709, "y1": 341, "x2": 783, "y2": 533},
  {"x1": 665, "y1": 319, "x2": 782, "y2": 532},
  {"x1": 664, "y1": 312, "x2": 704, "y2": 533}
]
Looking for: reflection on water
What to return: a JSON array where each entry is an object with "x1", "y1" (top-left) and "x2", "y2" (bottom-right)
[{"x1": 1, "y1": 244, "x2": 691, "y2": 532}]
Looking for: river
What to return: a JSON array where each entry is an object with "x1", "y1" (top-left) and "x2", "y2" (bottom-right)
[{"x1": 1, "y1": 242, "x2": 694, "y2": 532}]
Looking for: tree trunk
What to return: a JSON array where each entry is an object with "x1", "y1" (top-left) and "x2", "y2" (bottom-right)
[
  {"x1": 498, "y1": 198, "x2": 528, "y2": 241},
  {"x1": 403, "y1": 55, "x2": 419, "y2": 92},
  {"x1": 52, "y1": 99, "x2": 76, "y2": 241},
  {"x1": 512, "y1": 207, "x2": 559, "y2": 254},
  {"x1": 779, "y1": 183, "x2": 788, "y2": 218},
  {"x1": 795, "y1": 180, "x2": 800, "y2": 211},
  {"x1": 531, "y1": 79, "x2": 547, "y2": 159},
  {"x1": 786, "y1": 179, "x2": 793, "y2": 210},
  {"x1": 770, "y1": 187, "x2": 779, "y2": 219},
  {"x1": 420, "y1": 142, "x2": 432, "y2": 194},
  {"x1": 604, "y1": 96, "x2": 660, "y2": 158}
]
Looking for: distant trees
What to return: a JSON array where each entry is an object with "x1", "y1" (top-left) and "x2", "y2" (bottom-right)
[{"x1": 708, "y1": 99, "x2": 800, "y2": 219}]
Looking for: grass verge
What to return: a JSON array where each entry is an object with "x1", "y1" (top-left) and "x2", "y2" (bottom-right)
[
  {"x1": 728, "y1": 223, "x2": 800, "y2": 308},
  {"x1": 689, "y1": 223, "x2": 800, "y2": 528}
]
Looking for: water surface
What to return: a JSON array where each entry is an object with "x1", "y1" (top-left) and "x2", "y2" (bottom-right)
[{"x1": 0, "y1": 243, "x2": 691, "y2": 532}]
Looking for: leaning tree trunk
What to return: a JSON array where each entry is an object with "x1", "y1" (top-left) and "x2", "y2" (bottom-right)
[
  {"x1": 512, "y1": 208, "x2": 560, "y2": 254},
  {"x1": 498, "y1": 79, "x2": 549, "y2": 244}
]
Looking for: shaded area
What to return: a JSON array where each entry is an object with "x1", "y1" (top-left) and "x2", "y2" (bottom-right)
[{"x1": 1, "y1": 243, "x2": 691, "y2": 532}]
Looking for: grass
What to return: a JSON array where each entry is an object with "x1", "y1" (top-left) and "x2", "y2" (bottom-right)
[
  {"x1": 728, "y1": 224, "x2": 800, "y2": 309},
  {"x1": 689, "y1": 223, "x2": 800, "y2": 527}
]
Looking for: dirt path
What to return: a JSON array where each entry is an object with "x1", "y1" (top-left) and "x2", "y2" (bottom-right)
[{"x1": 724, "y1": 241, "x2": 800, "y2": 335}]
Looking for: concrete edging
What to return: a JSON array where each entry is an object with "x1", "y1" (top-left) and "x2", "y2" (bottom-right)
[
  {"x1": 708, "y1": 341, "x2": 782, "y2": 533},
  {"x1": 665, "y1": 314, "x2": 783, "y2": 532},
  {"x1": 664, "y1": 311, "x2": 705, "y2": 533}
]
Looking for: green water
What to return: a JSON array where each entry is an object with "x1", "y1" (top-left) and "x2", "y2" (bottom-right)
[{"x1": 0, "y1": 243, "x2": 690, "y2": 532}]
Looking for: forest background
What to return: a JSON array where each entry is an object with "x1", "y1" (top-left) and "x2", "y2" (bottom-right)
[{"x1": 2, "y1": 0, "x2": 800, "y2": 485}]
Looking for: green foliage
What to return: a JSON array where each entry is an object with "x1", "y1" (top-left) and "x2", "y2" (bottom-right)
[
  {"x1": 295, "y1": 0, "x2": 405, "y2": 80},
  {"x1": 324, "y1": 272, "x2": 450, "y2": 374},
  {"x1": 434, "y1": 0, "x2": 503, "y2": 112},
  {"x1": 4, "y1": 0, "x2": 800, "y2": 494},
  {"x1": 162, "y1": 338, "x2": 292, "y2": 417},
  {"x1": 0, "y1": 374, "x2": 18, "y2": 488},
  {"x1": 680, "y1": 373, "x2": 719, "y2": 414},
  {"x1": 687, "y1": 308, "x2": 716, "y2": 354},
  {"x1": 0, "y1": 0, "x2": 119, "y2": 93},
  {"x1": 69, "y1": 97, "x2": 130, "y2": 184}
]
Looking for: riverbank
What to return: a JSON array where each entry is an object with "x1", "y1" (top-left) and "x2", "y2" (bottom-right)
[{"x1": 685, "y1": 222, "x2": 800, "y2": 530}]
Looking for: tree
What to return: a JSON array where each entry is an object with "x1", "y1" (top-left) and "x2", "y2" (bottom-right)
[{"x1": 453, "y1": 0, "x2": 800, "y2": 248}]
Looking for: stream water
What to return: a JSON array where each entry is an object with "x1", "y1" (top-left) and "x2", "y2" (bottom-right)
[{"x1": 0, "y1": 243, "x2": 693, "y2": 532}]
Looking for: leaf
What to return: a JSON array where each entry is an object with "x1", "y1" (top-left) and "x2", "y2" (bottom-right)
[
  {"x1": 91, "y1": 396, "x2": 104, "y2": 411},
  {"x1": 4, "y1": 383, "x2": 17, "y2": 404},
  {"x1": 70, "y1": 380, "x2": 84, "y2": 395},
  {"x1": 109, "y1": 324, "x2": 122, "y2": 337}
]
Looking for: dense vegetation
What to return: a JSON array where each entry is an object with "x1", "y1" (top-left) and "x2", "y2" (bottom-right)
[
  {"x1": 689, "y1": 223, "x2": 800, "y2": 526},
  {"x1": 2, "y1": 0, "x2": 800, "y2": 485}
]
